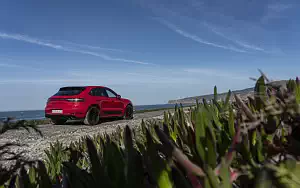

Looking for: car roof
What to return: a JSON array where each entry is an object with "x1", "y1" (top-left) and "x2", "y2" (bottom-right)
[
  {"x1": 60, "y1": 86, "x2": 106, "y2": 89},
  {"x1": 85, "y1": 86, "x2": 106, "y2": 88}
]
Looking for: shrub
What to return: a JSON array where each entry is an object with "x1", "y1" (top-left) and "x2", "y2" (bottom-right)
[{"x1": 2, "y1": 74, "x2": 300, "y2": 188}]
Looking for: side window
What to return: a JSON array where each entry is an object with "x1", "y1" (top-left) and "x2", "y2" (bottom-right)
[
  {"x1": 89, "y1": 88, "x2": 108, "y2": 97},
  {"x1": 98, "y1": 88, "x2": 108, "y2": 97},
  {"x1": 106, "y1": 89, "x2": 116, "y2": 98},
  {"x1": 89, "y1": 88, "x2": 97, "y2": 96}
]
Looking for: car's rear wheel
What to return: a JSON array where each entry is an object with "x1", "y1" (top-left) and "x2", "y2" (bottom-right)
[
  {"x1": 84, "y1": 106, "x2": 100, "y2": 125},
  {"x1": 51, "y1": 118, "x2": 67, "y2": 125},
  {"x1": 123, "y1": 105, "x2": 133, "y2": 120}
]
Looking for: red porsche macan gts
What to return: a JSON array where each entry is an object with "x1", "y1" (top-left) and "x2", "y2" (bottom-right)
[{"x1": 45, "y1": 86, "x2": 133, "y2": 125}]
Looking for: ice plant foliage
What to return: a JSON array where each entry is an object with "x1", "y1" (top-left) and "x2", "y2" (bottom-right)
[{"x1": 1, "y1": 73, "x2": 300, "y2": 187}]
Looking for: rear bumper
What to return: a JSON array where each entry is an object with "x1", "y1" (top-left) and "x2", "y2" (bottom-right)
[
  {"x1": 45, "y1": 108, "x2": 86, "y2": 119},
  {"x1": 45, "y1": 114, "x2": 81, "y2": 120}
]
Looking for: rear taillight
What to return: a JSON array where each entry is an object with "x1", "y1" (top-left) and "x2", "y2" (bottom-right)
[{"x1": 66, "y1": 98, "x2": 85, "y2": 102}]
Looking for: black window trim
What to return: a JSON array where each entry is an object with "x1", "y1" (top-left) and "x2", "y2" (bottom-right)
[{"x1": 59, "y1": 86, "x2": 86, "y2": 91}]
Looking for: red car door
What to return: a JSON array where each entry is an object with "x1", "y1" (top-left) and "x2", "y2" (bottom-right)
[
  {"x1": 105, "y1": 88, "x2": 124, "y2": 116},
  {"x1": 89, "y1": 88, "x2": 112, "y2": 117}
]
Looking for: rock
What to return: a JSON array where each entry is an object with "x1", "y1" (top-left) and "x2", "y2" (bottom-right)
[{"x1": 0, "y1": 110, "x2": 168, "y2": 168}]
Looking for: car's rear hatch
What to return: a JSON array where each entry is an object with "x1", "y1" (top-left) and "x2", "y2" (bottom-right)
[{"x1": 47, "y1": 87, "x2": 86, "y2": 106}]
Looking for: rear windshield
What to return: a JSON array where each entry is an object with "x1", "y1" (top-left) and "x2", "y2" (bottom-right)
[{"x1": 54, "y1": 87, "x2": 86, "y2": 96}]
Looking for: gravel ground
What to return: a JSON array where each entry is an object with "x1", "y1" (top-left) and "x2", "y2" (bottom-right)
[{"x1": 0, "y1": 110, "x2": 169, "y2": 167}]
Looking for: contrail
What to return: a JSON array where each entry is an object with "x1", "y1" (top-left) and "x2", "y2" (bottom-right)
[{"x1": 0, "y1": 32, "x2": 151, "y2": 65}]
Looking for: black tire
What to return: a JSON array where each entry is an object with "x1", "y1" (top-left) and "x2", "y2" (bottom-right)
[
  {"x1": 84, "y1": 106, "x2": 100, "y2": 125},
  {"x1": 51, "y1": 118, "x2": 67, "y2": 125},
  {"x1": 123, "y1": 105, "x2": 133, "y2": 120}
]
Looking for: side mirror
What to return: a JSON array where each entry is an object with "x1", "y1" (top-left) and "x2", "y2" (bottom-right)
[{"x1": 117, "y1": 95, "x2": 121, "y2": 99}]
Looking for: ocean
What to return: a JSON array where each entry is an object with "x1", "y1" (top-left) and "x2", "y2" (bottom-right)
[{"x1": 0, "y1": 104, "x2": 192, "y2": 121}]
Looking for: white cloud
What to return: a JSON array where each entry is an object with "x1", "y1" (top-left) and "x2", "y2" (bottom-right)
[
  {"x1": 65, "y1": 70, "x2": 193, "y2": 84},
  {"x1": 184, "y1": 68, "x2": 248, "y2": 80},
  {"x1": 203, "y1": 23, "x2": 266, "y2": 53},
  {"x1": 60, "y1": 41, "x2": 127, "y2": 53},
  {"x1": 234, "y1": 41, "x2": 265, "y2": 52},
  {"x1": 261, "y1": 3, "x2": 292, "y2": 23},
  {"x1": 0, "y1": 63, "x2": 23, "y2": 69},
  {"x1": 268, "y1": 3, "x2": 291, "y2": 12},
  {"x1": 65, "y1": 49, "x2": 151, "y2": 65},
  {"x1": 0, "y1": 79, "x2": 95, "y2": 85},
  {"x1": 156, "y1": 19, "x2": 247, "y2": 53},
  {"x1": 143, "y1": 1, "x2": 283, "y2": 55},
  {"x1": 0, "y1": 62, "x2": 44, "y2": 71},
  {"x1": 0, "y1": 32, "x2": 151, "y2": 65},
  {"x1": 0, "y1": 32, "x2": 63, "y2": 49}
]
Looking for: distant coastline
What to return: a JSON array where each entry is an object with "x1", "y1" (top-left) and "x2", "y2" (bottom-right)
[
  {"x1": 0, "y1": 103, "x2": 194, "y2": 121},
  {"x1": 168, "y1": 87, "x2": 254, "y2": 104}
]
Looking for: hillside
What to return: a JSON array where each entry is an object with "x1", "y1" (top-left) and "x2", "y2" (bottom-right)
[{"x1": 168, "y1": 80, "x2": 288, "y2": 104}]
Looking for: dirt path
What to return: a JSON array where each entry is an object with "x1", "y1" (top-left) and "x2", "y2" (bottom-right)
[{"x1": 0, "y1": 110, "x2": 169, "y2": 166}]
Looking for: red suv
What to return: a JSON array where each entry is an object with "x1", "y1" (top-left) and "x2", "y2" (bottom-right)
[{"x1": 45, "y1": 86, "x2": 133, "y2": 125}]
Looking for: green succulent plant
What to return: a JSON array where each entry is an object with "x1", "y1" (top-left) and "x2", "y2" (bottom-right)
[{"x1": 2, "y1": 73, "x2": 300, "y2": 188}]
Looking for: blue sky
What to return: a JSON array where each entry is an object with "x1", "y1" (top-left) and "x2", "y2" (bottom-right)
[{"x1": 0, "y1": 0, "x2": 300, "y2": 111}]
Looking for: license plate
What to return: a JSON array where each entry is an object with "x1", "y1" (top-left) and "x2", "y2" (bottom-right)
[{"x1": 52, "y1": 110, "x2": 63, "y2": 114}]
